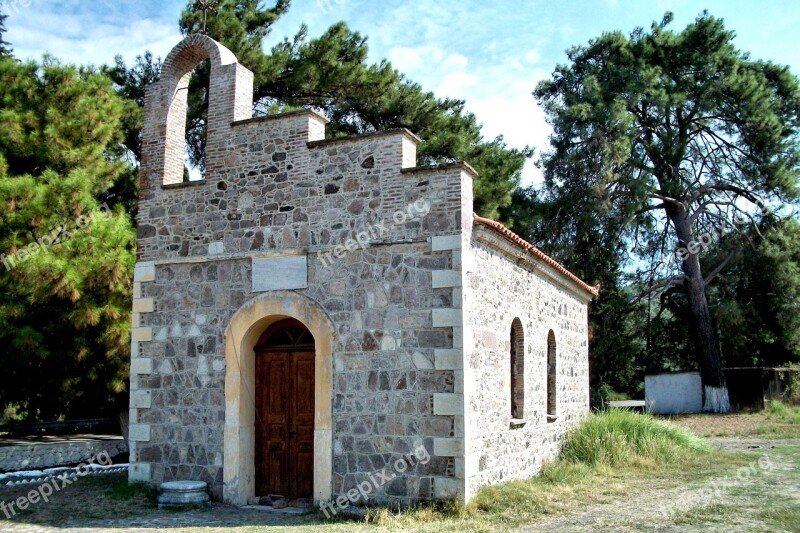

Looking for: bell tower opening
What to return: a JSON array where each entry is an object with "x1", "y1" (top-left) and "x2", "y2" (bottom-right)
[{"x1": 183, "y1": 59, "x2": 210, "y2": 182}]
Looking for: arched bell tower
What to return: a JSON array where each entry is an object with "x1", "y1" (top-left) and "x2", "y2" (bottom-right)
[{"x1": 138, "y1": 34, "x2": 254, "y2": 193}]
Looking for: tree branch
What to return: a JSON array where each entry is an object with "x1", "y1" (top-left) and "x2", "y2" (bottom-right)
[
  {"x1": 704, "y1": 252, "x2": 736, "y2": 286},
  {"x1": 631, "y1": 275, "x2": 688, "y2": 304},
  {"x1": 637, "y1": 202, "x2": 667, "y2": 215},
  {"x1": 650, "y1": 193, "x2": 684, "y2": 208}
]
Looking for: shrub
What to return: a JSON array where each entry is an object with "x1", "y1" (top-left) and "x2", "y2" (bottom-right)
[
  {"x1": 560, "y1": 410, "x2": 712, "y2": 467},
  {"x1": 470, "y1": 411, "x2": 711, "y2": 518},
  {"x1": 766, "y1": 400, "x2": 800, "y2": 424}
]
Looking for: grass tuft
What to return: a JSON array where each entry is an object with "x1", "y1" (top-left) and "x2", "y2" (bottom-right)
[
  {"x1": 467, "y1": 411, "x2": 716, "y2": 524},
  {"x1": 766, "y1": 400, "x2": 800, "y2": 424},
  {"x1": 560, "y1": 409, "x2": 712, "y2": 467},
  {"x1": 105, "y1": 479, "x2": 159, "y2": 501},
  {"x1": 363, "y1": 500, "x2": 468, "y2": 527},
  {"x1": 757, "y1": 500, "x2": 800, "y2": 531}
]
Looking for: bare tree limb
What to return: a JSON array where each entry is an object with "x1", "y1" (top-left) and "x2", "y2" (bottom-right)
[
  {"x1": 651, "y1": 193, "x2": 684, "y2": 208},
  {"x1": 704, "y1": 252, "x2": 736, "y2": 287}
]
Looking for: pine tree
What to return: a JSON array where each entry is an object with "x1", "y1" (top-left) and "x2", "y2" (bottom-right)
[
  {"x1": 706, "y1": 219, "x2": 800, "y2": 367},
  {"x1": 533, "y1": 13, "x2": 800, "y2": 412},
  {"x1": 0, "y1": 8, "x2": 12, "y2": 57},
  {"x1": 0, "y1": 56, "x2": 136, "y2": 421}
]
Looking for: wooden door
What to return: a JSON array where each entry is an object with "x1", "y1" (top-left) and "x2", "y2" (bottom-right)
[{"x1": 255, "y1": 319, "x2": 315, "y2": 501}]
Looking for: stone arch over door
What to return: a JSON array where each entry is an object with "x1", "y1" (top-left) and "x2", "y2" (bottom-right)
[{"x1": 223, "y1": 291, "x2": 334, "y2": 506}]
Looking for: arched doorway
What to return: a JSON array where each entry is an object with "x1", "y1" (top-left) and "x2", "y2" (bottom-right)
[
  {"x1": 223, "y1": 290, "x2": 334, "y2": 506},
  {"x1": 254, "y1": 319, "x2": 315, "y2": 503}
]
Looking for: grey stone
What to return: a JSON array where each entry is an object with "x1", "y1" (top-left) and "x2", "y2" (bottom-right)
[{"x1": 160, "y1": 480, "x2": 208, "y2": 493}]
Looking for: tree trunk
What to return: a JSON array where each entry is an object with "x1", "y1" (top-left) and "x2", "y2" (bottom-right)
[
  {"x1": 668, "y1": 206, "x2": 730, "y2": 413},
  {"x1": 119, "y1": 411, "x2": 130, "y2": 449}
]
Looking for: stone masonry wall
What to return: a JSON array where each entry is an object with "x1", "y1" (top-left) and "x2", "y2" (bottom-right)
[
  {"x1": 130, "y1": 52, "x2": 477, "y2": 502},
  {"x1": 132, "y1": 242, "x2": 464, "y2": 504},
  {"x1": 0, "y1": 438, "x2": 128, "y2": 472},
  {"x1": 136, "y1": 112, "x2": 442, "y2": 262},
  {"x1": 130, "y1": 34, "x2": 592, "y2": 507},
  {"x1": 462, "y1": 227, "x2": 590, "y2": 498}
]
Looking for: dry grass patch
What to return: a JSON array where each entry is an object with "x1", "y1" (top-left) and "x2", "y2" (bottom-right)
[{"x1": 668, "y1": 402, "x2": 800, "y2": 439}]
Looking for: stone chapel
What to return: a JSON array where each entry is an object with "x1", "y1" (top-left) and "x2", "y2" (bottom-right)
[{"x1": 127, "y1": 35, "x2": 598, "y2": 508}]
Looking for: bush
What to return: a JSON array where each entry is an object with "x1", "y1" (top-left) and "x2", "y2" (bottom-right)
[
  {"x1": 560, "y1": 410, "x2": 712, "y2": 467},
  {"x1": 766, "y1": 401, "x2": 800, "y2": 424},
  {"x1": 590, "y1": 383, "x2": 613, "y2": 410}
]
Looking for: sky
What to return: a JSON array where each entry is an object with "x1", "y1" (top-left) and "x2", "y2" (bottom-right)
[{"x1": 4, "y1": 0, "x2": 800, "y2": 185}]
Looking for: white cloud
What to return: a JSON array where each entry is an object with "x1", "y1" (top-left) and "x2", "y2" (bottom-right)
[
  {"x1": 4, "y1": 1, "x2": 182, "y2": 66},
  {"x1": 387, "y1": 45, "x2": 450, "y2": 74},
  {"x1": 387, "y1": 46, "x2": 480, "y2": 100},
  {"x1": 524, "y1": 49, "x2": 541, "y2": 64},
  {"x1": 384, "y1": 40, "x2": 551, "y2": 186},
  {"x1": 443, "y1": 53, "x2": 469, "y2": 70},
  {"x1": 436, "y1": 71, "x2": 479, "y2": 99},
  {"x1": 387, "y1": 46, "x2": 423, "y2": 73},
  {"x1": 10, "y1": 19, "x2": 179, "y2": 66},
  {"x1": 467, "y1": 90, "x2": 549, "y2": 188}
]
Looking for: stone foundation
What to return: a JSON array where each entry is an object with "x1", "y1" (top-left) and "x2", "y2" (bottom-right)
[{"x1": 0, "y1": 437, "x2": 127, "y2": 472}]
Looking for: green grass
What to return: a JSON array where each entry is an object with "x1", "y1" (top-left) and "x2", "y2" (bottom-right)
[
  {"x1": 667, "y1": 444, "x2": 800, "y2": 531},
  {"x1": 671, "y1": 502, "x2": 734, "y2": 526},
  {"x1": 104, "y1": 477, "x2": 158, "y2": 501},
  {"x1": 757, "y1": 501, "x2": 800, "y2": 531},
  {"x1": 748, "y1": 443, "x2": 800, "y2": 531},
  {"x1": 2, "y1": 413, "x2": 770, "y2": 532},
  {"x1": 560, "y1": 409, "x2": 712, "y2": 467},
  {"x1": 667, "y1": 402, "x2": 800, "y2": 439},
  {"x1": 766, "y1": 400, "x2": 800, "y2": 424},
  {"x1": 462, "y1": 411, "x2": 721, "y2": 528},
  {"x1": 348, "y1": 411, "x2": 726, "y2": 531},
  {"x1": 605, "y1": 390, "x2": 632, "y2": 401}
]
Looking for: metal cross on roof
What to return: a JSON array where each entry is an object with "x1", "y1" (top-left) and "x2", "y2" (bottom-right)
[{"x1": 193, "y1": 0, "x2": 220, "y2": 35}]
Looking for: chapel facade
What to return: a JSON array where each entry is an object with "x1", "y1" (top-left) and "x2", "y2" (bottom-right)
[{"x1": 127, "y1": 34, "x2": 597, "y2": 507}]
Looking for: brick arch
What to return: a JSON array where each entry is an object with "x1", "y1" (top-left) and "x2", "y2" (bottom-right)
[
  {"x1": 140, "y1": 34, "x2": 253, "y2": 187},
  {"x1": 161, "y1": 34, "x2": 239, "y2": 83},
  {"x1": 222, "y1": 291, "x2": 335, "y2": 506}
]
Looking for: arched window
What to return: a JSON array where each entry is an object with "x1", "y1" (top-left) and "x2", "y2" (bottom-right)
[
  {"x1": 510, "y1": 318, "x2": 525, "y2": 419},
  {"x1": 547, "y1": 330, "x2": 557, "y2": 419}
]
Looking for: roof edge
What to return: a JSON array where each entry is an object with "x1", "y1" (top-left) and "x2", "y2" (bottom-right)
[
  {"x1": 473, "y1": 214, "x2": 600, "y2": 298},
  {"x1": 307, "y1": 128, "x2": 421, "y2": 148},
  {"x1": 231, "y1": 109, "x2": 330, "y2": 127},
  {"x1": 401, "y1": 161, "x2": 479, "y2": 178}
]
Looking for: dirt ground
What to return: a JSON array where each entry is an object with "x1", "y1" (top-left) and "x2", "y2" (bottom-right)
[
  {"x1": 0, "y1": 415, "x2": 798, "y2": 532},
  {"x1": 667, "y1": 412, "x2": 797, "y2": 438},
  {"x1": 518, "y1": 438, "x2": 800, "y2": 532}
]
